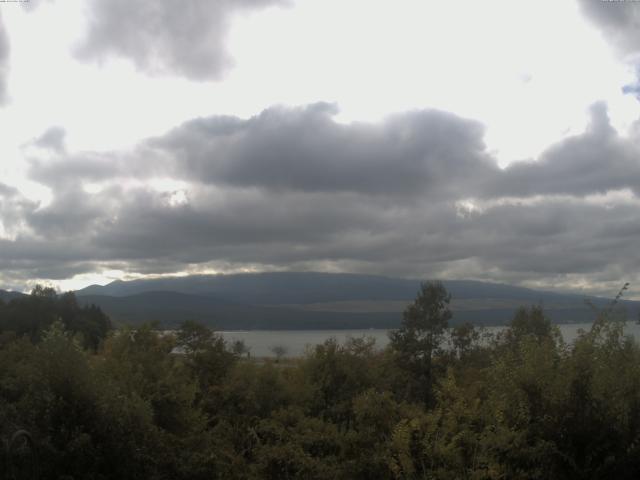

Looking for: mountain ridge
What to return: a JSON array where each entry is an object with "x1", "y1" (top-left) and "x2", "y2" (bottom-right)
[
  {"x1": 0, "y1": 289, "x2": 27, "y2": 302},
  {"x1": 72, "y1": 272, "x2": 638, "y2": 329},
  {"x1": 76, "y1": 272, "x2": 594, "y2": 302}
]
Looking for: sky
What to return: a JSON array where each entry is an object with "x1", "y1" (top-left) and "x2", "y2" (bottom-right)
[{"x1": 0, "y1": 0, "x2": 639, "y2": 297}]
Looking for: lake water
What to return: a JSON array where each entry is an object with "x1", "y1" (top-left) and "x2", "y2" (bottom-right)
[{"x1": 220, "y1": 321, "x2": 640, "y2": 358}]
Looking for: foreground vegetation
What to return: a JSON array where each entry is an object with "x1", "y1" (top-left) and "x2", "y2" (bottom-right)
[{"x1": 1, "y1": 283, "x2": 640, "y2": 479}]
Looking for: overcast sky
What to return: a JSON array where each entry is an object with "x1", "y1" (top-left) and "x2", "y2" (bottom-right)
[{"x1": 0, "y1": 0, "x2": 639, "y2": 297}]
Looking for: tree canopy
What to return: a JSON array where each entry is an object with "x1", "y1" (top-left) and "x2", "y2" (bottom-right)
[{"x1": 0, "y1": 282, "x2": 639, "y2": 478}]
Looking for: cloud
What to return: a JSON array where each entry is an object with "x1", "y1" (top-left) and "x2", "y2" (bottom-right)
[
  {"x1": 152, "y1": 103, "x2": 501, "y2": 196},
  {"x1": 578, "y1": 0, "x2": 640, "y2": 59},
  {"x1": 0, "y1": 183, "x2": 37, "y2": 239},
  {"x1": 3, "y1": 180, "x2": 640, "y2": 296},
  {"x1": 6, "y1": 102, "x2": 640, "y2": 295},
  {"x1": 74, "y1": 0, "x2": 287, "y2": 80},
  {"x1": 32, "y1": 126, "x2": 67, "y2": 153},
  {"x1": 0, "y1": 12, "x2": 9, "y2": 105},
  {"x1": 579, "y1": 0, "x2": 640, "y2": 101},
  {"x1": 30, "y1": 102, "x2": 640, "y2": 201},
  {"x1": 488, "y1": 102, "x2": 640, "y2": 198},
  {"x1": 31, "y1": 103, "x2": 499, "y2": 197}
]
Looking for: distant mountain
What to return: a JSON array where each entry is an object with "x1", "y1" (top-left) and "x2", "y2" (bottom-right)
[
  {"x1": 74, "y1": 272, "x2": 640, "y2": 329},
  {"x1": 77, "y1": 272, "x2": 420, "y2": 302},
  {"x1": 0, "y1": 289, "x2": 26, "y2": 302},
  {"x1": 77, "y1": 290, "x2": 402, "y2": 330},
  {"x1": 76, "y1": 272, "x2": 594, "y2": 303}
]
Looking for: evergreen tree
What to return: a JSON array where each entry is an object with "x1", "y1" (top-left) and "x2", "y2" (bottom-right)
[{"x1": 389, "y1": 281, "x2": 451, "y2": 405}]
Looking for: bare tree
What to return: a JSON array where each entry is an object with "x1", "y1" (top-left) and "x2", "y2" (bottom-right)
[{"x1": 270, "y1": 344, "x2": 288, "y2": 362}]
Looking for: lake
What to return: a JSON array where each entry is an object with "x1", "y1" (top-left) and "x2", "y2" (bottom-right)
[{"x1": 220, "y1": 321, "x2": 640, "y2": 357}]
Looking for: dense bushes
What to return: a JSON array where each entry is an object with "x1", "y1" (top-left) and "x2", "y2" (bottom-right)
[{"x1": 1, "y1": 283, "x2": 640, "y2": 478}]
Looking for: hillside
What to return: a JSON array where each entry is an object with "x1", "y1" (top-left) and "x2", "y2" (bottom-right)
[
  {"x1": 74, "y1": 273, "x2": 639, "y2": 329},
  {"x1": 0, "y1": 289, "x2": 26, "y2": 302}
]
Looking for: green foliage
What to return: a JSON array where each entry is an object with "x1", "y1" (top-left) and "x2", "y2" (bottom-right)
[
  {"x1": 389, "y1": 281, "x2": 452, "y2": 405},
  {"x1": 504, "y1": 305, "x2": 559, "y2": 345},
  {"x1": 1, "y1": 283, "x2": 640, "y2": 478},
  {"x1": 301, "y1": 336, "x2": 380, "y2": 426},
  {"x1": 450, "y1": 321, "x2": 481, "y2": 359}
]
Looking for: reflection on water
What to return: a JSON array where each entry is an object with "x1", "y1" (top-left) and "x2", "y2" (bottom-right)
[{"x1": 220, "y1": 321, "x2": 640, "y2": 358}]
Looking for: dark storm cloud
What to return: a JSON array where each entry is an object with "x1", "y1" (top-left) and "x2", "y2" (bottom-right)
[
  {"x1": 150, "y1": 103, "x2": 499, "y2": 196},
  {"x1": 4, "y1": 180, "x2": 640, "y2": 293},
  {"x1": 454, "y1": 200, "x2": 640, "y2": 275},
  {"x1": 0, "y1": 12, "x2": 9, "y2": 105},
  {"x1": 30, "y1": 104, "x2": 499, "y2": 197},
  {"x1": 578, "y1": 0, "x2": 640, "y2": 58},
  {"x1": 29, "y1": 103, "x2": 640, "y2": 201},
  {"x1": 6, "y1": 102, "x2": 640, "y2": 293},
  {"x1": 0, "y1": 183, "x2": 405, "y2": 281},
  {"x1": 26, "y1": 186, "x2": 112, "y2": 237},
  {"x1": 74, "y1": 0, "x2": 287, "y2": 80},
  {"x1": 0, "y1": 235, "x2": 100, "y2": 282},
  {"x1": 488, "y1": 103, "x2": 640, "y2": 198},
  {"x1": 94, "y1": 193, "x2": 640, "y2": 279}
]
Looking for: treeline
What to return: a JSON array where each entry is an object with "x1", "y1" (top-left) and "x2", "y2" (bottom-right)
[
  {"x1": 1, "y1": 283, "x2": 640, "y2": 479},
  {"x1": 0, "y1": 286, "x2": 111, "y2": 350}
]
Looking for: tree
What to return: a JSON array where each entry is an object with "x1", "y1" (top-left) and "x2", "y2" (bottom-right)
[
  {"x1": 270, "y1": 345, "x2": 288, "y2": 363},
  {"x1": 389, "y1": 281, "x2": 452, "y2": 405},
  {"x1": 503, "y1": 305, "x2": 558, "y2": 347},
  {"x1": 301, "y1": 337, "x2": 378, "y2": 426},
  {"x1": 175, "y1": 320, "x2": 237, "y2": 401},
  {"x1": 0, "y1": 286, "x2": 111, "y2": 348},
  {"x1": 231, "y1": 339, "x2": 250, "y2": 358},
  {"x1": 450, "y1": 321, "x2": 480, "y2": 359}
]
